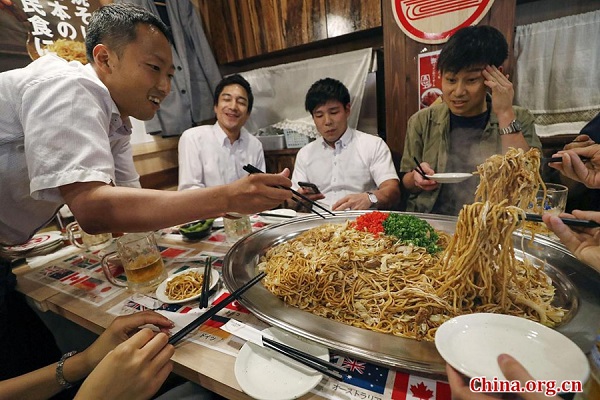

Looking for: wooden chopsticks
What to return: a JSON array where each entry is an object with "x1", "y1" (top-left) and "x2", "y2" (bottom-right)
[
  {"x1": 168, "y1": 272, "x2": 266, "y2": 345},
  {"x1": 243, "y1": 164, "x2": 335, "y2": 219},
  {"x1": 413, "y1": 157, "x2": 430, "y2": 180},
  {"x1": 524, "y1": 213, "x2": 600, "y2": 228},
  {"x1": 261, "y1": 336, "x2": 346, "y2": 380},
  {"x1": 199, "y1": 257, "x2": 212, "y2": 308}
]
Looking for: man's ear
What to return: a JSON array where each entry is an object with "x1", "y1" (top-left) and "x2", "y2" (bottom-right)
[
  {"x1": 344, "y1": 103, "x2": 351, "y2": 114},
  {"x1": 93, "y1": 44, "x2": 112, "y2": 72}
]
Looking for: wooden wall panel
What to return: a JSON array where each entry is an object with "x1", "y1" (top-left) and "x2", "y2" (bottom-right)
[
  {"x1": 195, "y1": 0, "x2": 380, "y2": 64},
  {"x1": 383, "y1": 0, "x2": 517, "y2": 166}
]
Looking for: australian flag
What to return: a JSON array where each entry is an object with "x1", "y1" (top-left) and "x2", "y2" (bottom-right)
[{"x1": 333, "y1": 355, "x2": 389, "y2": 394}]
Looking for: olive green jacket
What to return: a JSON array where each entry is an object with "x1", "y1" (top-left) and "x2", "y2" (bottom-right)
[{"x1": 399, "y1": 102, "x2": 541, "y2": 213}]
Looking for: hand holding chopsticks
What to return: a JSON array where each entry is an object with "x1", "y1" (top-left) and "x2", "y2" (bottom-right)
[
  {"x1": 413, "y1": 157, "x2": 430, "y2": 180},
  {"x1": 168, "y1": 272, "x2": 266, "y2": 345},
  {"x1": 524, "y1": 213, "x2": 600, "y2": 228},
  {"x1": 243, "y1": 164, "x2": 335, "y2": 219}
]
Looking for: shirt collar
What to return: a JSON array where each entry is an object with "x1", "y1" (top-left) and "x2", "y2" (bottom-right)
[
  {"x1": 319, "y1": 127, "x2": 353, "y2": 149},
  {"x1": 83, "y1": 63, "x2": 132, "y2": 138},
  {"x1": 214, "y1": 122, "x2": 246, "y2": 146}
]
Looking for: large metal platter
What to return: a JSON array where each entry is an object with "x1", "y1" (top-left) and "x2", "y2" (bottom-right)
[{"x1": 223, "y1": 211, "x2": 600, "y2": 377}]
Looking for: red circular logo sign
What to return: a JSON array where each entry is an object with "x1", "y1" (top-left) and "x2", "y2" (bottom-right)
[{"x1": 392, "y1": 0, "x2": 495, "y2": 44}]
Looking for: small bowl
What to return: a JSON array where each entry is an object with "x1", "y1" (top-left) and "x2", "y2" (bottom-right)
[{"x1": 179, "y1": 219, "x2": 214, "y2": 240}]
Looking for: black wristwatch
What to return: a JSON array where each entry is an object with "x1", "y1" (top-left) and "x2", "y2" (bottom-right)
[{"x1": 499, "y1": 119, "x2": 522, "y2": 135}]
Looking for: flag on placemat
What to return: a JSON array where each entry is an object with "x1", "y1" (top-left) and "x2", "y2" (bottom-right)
[
  {"x1": 392, "y1": 372, "x2": 451, "y2": 400},
  {"x1": 334, "y1": 355, "x2": 389, "y2": 394}
]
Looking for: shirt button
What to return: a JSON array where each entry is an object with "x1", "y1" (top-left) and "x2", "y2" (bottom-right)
[
  {"x1": 181, "y1": 89, "x2": 186, "y2": 94},
  {"x1": 177, "y1": 66, "x2": 182, "y2": 71}
]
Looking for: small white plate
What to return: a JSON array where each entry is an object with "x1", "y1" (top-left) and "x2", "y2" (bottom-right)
[
  {"x1": 258, "y1": 209, "x2": 297, "y2": 224},
  {"x1": 425, "y1": 172, "x2": 473, "y2": 183},
  {"x1": 155, "y1": 267, "x2": 220, "y2": 304},
  {"x1": 234, "y1": 327, "x2": 329, "y2": 400},
  {"x1": 435, "y1": 313, "x2": 589, "y2": 382}
]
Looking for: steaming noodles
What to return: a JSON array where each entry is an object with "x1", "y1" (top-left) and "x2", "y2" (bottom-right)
[{"x1": 258, "y1": 148, "x2": 565, "y2": 341}]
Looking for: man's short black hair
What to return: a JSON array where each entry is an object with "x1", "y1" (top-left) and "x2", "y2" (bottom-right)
[
  {"x1": 305, "y1": 78, "x2": 351, "y2": 115},
  {"x1": 213, "y1": 74, "x2": 254, "y2": 113},
  {"x1": 437, "y1": 25, "x2": 508, "y2": 74},
  {"x1": 86, "y1": 3, "x2": 172, "y2": 63}
]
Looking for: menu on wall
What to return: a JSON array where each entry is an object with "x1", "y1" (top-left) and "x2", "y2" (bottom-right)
[
  {"x1": 0, "y1": 0, "x2": 102, "y2": 62},
  {"x1": 417, "y1": 49, "x2": 442, "y2": 110}
]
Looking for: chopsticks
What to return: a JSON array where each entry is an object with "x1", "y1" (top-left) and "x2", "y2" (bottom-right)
[
  {"x1": 243, "y1": 164, "x2": 335, "y2": 219},
  {"x1": 524, "y1": 213, "x2": 600, "y2": 228},
  {"x1": 546, "y1": 156, "x2": 590, "y2": 163},
  {"x1": 261, "y1": 336, "x2": 346, "y2": 381},
  {"x1": 168, "y1": 272, "x2": 266, "y2": 345},
  {"x1": 199, "y1": 257, "x2": 212, "y2": 308},
  {"x1": 413, "y1": 157, "x2": 430, "y2": 180},
  {"x1": 257, "y1": 212, "x2": 295, "y2": 219}
]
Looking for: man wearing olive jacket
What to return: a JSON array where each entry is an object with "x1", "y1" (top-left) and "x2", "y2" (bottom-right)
[{"x1": 400, "y1": 25, "x2": 541, "y2": 216}]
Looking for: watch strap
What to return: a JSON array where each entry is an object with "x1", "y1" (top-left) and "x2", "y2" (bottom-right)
[{"x1": 499, "y1": 119, "x2": 522, "y2": 135}]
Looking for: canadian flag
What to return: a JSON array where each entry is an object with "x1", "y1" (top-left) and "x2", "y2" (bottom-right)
[{"x1": 392, "y1": 372, "x2": 451, "y2": 400}]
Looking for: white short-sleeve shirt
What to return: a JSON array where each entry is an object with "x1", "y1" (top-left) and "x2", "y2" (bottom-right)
[
  {"x1": 0, "y1": 55, "x2": 140, "y2": 245},
  {"x1": 291, "y1": 128, "x2": 399, "y2": 208},
  {"x1": 177, "y1": 122, "x2": 265, "y2": 190}
]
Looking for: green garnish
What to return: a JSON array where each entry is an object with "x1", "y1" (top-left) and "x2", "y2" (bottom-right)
[{"x1": 382, "y1": 214, "x2": 440, "y2": 254}]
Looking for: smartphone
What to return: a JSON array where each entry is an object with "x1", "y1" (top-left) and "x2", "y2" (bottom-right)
[{"x1": 298, "y1": 181, "x2": 320, "y2": 194}]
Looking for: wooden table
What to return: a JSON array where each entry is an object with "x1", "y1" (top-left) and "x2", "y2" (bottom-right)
[{"x1": 13, "y1": 237, "x2": 324, "y2": 400}]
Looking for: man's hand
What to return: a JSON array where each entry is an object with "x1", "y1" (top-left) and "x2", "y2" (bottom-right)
[
  {"x1": 222, "y1": 169, "x2": 294, "y2": 215},
  {"x1": 482, "y1": 65, "x2": 515, "y2": 121},
  {"x1": 81, "y1": 311, "x2": 174, "y2": 373},
  {"x1": 549, "y1": 143, "x2": 600, "y2": 189},
  {"x1": 75, "y1": 329, "x2": 174, "y2": 400},
  {"x1": 543, "y1": 210, "x2": 600, "y2": 272},
  {"x1": 406, "y1": 162, "x2": 439, "y2": 192},
  {"x1": 332, "y1": 193, "x2": 371, "y2": 211}
]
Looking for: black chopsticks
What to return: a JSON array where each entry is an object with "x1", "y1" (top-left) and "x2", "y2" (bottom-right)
[
  {"x1": 546, "y1": 156, "x2": 590, "y2": 163},
  {"x1": 524, "y1": 213, "x2": 600, "y2": 228},
  {"x1": 413, "y1": 157, "x2": 430, "y2": 180},
  {"x1": 243, "y1": 164, "x2": 335, "y2": 219},
  {"x1": 168, "y1": 272, "x2": 266, "y2": 345},
  {"x1": 261, "y1": 336, "x2": 346, "y2": 380},
  {"x1": 257, "y1": 212, "x2": 295, "y2": 219},
  {"x1": 199, "y1": 257, "x2": 212, "y2": 308}
]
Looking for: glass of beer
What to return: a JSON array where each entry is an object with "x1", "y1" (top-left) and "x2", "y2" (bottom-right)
[
  {"x1": 101, "y1": 232, "x2": 167, "y2": 292},
  {"x1": 66, "y1": 221, "x2": 112, "y2": 251}
]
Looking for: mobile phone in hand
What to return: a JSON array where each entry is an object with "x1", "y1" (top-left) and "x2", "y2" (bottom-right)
[{"x1": 298, "y1": 181, "x2": 320, "y2": 194}]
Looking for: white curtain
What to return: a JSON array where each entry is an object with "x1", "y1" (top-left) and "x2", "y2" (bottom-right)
[
  {"x1": 240, "y1": 49, "x2": 373, "y2": 133},
  {"x1": 514, "y1": 10, "x2": 600, "y2": 137}
]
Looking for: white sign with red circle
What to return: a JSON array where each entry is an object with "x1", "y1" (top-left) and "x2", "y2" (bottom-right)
[{"x1": 392, "y1": 0, "x2": 495, "y2": 44}]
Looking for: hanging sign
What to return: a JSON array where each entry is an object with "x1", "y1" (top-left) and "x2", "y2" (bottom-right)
[
  {"x1": 392, "y1": 0, "x2": 495, "y2": 44},
  {"x1": 418, "y1": 49, "x2": 442, "y2": 109}
]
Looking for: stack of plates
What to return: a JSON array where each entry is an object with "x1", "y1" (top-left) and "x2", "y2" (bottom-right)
[{"x1": 0, "y1": 231, "x2": 65, "y2": 259}]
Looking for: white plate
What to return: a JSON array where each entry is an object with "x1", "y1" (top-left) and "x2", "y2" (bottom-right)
[
  {"x1": 435, "y1": 313, "x2": 589, "y2": 382},
  {"x1": 155, "y1": 267, "x2": 220, "y2": 304},
  {"x1": 258, "y1": 209, "x2": 297, "y2": 224},
  {"x1": 425, "y1": 172, "x2": 473, "y2": 183},
  {"x1": 2, "y1": 231, "x2": 64, "y2": 254},
  {"x1": 234, "y1": 327, "x2": 329, "y2": 400}
]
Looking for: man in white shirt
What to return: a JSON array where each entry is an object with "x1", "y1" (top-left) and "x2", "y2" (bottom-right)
[
  {"x1": 177, "y1": 74, "x2": 265, "y2": 190},
  {"x1": 292, "y1": 78, "x2": 400, "y2": 211},
  {"x1": 0, "y1": 3, "x2": 291, "y2": 391}
]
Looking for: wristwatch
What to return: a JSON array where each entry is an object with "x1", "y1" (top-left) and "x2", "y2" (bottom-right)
[
  {"x1": 367, "y1": 192, "x2": 378, "y2": 208},
  {"x1": 499, "y1": 119, "x2": 522, "y2": 135}
]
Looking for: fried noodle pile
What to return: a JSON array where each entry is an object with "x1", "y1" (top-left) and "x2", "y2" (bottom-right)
[{"x1": 258, "y1": 147, "x2": 565, "y2": 341}]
